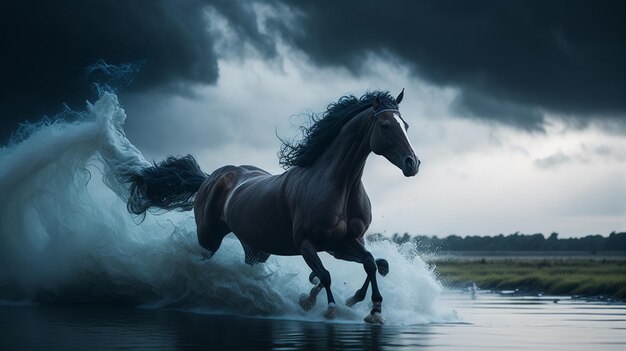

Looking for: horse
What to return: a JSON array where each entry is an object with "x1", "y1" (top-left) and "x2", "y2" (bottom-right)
[{"x1": 125, "y1": 90, "x2": 420, "y2": 324}]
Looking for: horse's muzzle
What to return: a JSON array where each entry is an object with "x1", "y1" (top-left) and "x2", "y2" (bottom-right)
[{"x1": 403, "y1": 156, "x2": 420, "y2": 177}]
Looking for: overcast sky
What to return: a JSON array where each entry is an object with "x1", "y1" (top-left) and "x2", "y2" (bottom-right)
[{"x1": 1, "y1": 0, "x2": 624, "y2": 237}]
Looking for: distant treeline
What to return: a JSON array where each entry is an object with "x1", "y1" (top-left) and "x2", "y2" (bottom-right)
[{"x1": 366, "y1": 231, "x2": 626, "y2": 252}]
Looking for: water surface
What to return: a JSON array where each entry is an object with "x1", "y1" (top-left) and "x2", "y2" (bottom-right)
[{"x1": 2, "y1": 292, "x2": 624, "y2": 350}]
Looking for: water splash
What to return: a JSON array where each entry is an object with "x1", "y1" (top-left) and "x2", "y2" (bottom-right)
[{"x1": 0, "y1": 92, "x2": 454, "y2": 325}]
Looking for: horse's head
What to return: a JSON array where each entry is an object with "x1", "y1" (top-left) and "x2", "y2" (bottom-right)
[{"x1": 369, "y1": 89, "x2": 420, "y2": 177}]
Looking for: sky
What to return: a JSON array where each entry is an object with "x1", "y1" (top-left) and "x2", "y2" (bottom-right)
[{"x1": 1, "y1": 0, "x2": 624, "y2": 237}]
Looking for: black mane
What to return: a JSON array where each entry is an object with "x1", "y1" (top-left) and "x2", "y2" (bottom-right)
[{"x1": 278, "y1": 91, "x2": 399, "y2": 169}]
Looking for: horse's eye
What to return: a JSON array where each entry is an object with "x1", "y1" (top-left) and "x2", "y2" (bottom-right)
[{"x1": 381, "y1": 124, "x2": 390, "y2": 130}]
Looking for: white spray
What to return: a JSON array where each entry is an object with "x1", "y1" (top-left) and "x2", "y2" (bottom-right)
[{"x1": 0, "y1": 92, "x2": 454, "y2": 324}]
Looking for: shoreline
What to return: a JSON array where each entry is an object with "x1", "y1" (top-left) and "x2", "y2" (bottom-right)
[
  {"x1": 424, "y1": 251, "x2": 626, "y2": 261},
  {"x1": 430, "y1": 257, "x2": 626, "y2": 301}
]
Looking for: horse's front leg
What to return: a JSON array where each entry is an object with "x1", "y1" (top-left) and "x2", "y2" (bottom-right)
[
  {"x1": 334, "y1": 240, "x2": 386, "y2": 324},
  {"x1": 299, "y1": 239, "x2": 336, "y2": 319},
  {"x1": 345, "y1": 258, "x2": 389, "y2": 307},
  {"x1": 346, "y1": 276, "x2": 369, "y2": 307}
]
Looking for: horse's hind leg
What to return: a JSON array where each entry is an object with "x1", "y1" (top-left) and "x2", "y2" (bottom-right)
[
  {"x1": 194, "y1": 171, "x2": 236, "y2": 258},
  {"x1": 197, "y1": 221, "x2": 230, "y2": 259},
  {"x1": 299, "y1": 272, "x2": 324, "y2": 311},
  {"x1": 241, "y1": 242, "x2": 271, "y2": 265}
]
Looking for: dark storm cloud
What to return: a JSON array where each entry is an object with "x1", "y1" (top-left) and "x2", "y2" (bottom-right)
[
  {"x1": 451, "y1": 90, "x2": 544, "y2": 131},
  {"x1": 269, "y1": 0, "x2": 626, "y2": 130},
  {"x1": 0, "y1": 0, "x2": 270, "y2": 141},
  {"x1": 2, "y1": 0, "x2": 624, "y2": 142}
]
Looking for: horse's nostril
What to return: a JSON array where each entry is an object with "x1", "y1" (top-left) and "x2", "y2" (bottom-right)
[{"x1": 404, "y1": 157, "x2": 414, "y2": 169}]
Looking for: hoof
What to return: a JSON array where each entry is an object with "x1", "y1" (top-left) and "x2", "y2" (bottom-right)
[
  {"x1": 345, "y1": 295, "x2": 361, "y2": 307},
  {"x1": 324, "y1": 303, "x2": 336, "y2": 320},
  {"x1": 299, "y1": 294, "x2": 316, "y2": 311},
  {"x1": 364, "y1": 312, "x2": 385, "y2": 324}
]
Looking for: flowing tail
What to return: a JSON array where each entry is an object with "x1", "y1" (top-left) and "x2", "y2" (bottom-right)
[
  {"x1": 88, "y1": 91, "x2": 208, "y2": 215},
  {"x1": 126, "y1": 155, "x2": 208, "y2": 215}
]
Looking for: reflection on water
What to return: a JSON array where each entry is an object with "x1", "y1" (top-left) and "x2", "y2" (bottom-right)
[{"x1": 2, "y1": 292, "x2": 625, "y2": 350}]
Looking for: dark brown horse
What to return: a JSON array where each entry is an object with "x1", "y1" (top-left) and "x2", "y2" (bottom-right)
[{"x1": 125, "y1": 90, "x2": 419, "y2": 324}]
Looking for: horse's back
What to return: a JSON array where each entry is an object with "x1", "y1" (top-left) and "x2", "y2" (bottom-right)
[{"x1": 194, "y1": 165, "x2": 268, "y2": 223}]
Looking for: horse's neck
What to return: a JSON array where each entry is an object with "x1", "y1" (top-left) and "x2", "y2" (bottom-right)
[{"x1": 315, "y1": 110, "x2": 373, "y2": 189}]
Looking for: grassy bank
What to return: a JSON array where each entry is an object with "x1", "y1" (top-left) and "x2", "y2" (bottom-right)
[{"x1": 432, "y1": 258, "x2": 626, "y2": 300}]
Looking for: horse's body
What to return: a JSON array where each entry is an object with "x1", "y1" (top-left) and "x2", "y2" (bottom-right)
[
  {"x1": 197, "y1": 107, "x2": 375, "y2": 257},
  {"x1": 126, "y1": 91, "x2": 419, "y2": 323}
]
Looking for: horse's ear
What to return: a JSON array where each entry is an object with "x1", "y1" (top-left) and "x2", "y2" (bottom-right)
[
  {"x1": 396, "y1": 88, "x2": 404, "y2": 104},
  {"x1": 373, "y1": 96, "x2": 381, "y2": 111}
]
